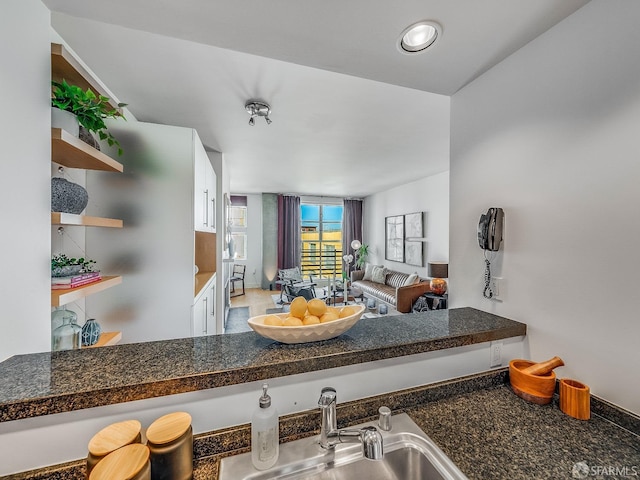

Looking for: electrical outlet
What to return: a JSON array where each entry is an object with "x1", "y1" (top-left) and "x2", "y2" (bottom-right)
[
  {"x1": 490, "y1": 277, "x2": 501, "y2": 297},
  {"x1": 252, "y1": 268, "x2": 256, "y2": 275},
  {"x1": 490, "y1": 341, "x2": 503, "y2": 367}
]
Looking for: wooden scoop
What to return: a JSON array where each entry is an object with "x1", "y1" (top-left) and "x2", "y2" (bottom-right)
[{"x1": 520, "y1": 356, "x2": 564, "y2": 376}]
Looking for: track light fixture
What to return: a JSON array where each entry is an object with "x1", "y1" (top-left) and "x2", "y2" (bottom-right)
[{"x1": 245, "y1": 100, "x2": 272, "y2": 126}]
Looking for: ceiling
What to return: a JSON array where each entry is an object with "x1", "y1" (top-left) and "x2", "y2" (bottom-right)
[{"x1": 45, "y1": 0, "x2": 589, "y2": 197}]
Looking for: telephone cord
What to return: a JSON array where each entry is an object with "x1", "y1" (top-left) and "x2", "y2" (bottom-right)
[{"x1": 483, "y1": 252, "x2": 494, "y2": 299}]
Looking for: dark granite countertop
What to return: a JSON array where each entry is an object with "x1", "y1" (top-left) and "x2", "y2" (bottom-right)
[
  {"x1": 408, "y1": 386, "x2": 640, "y2": 479},
  {"x1": 195, "y1": 373, "x2": 640, "y2": 480},
  {"x1": 0, "y1": 307, "x2": 525, "y2": 422},
  {"x1": 16, "y1": 369, "x2": 638, "y2": 480}
]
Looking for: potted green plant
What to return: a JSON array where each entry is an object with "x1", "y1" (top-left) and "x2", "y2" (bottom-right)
[
  {"x1": 51, "y1": 80, "x2": 127, "y2": 155},
  {"x1": 354, "y1": 243, "x2": 369, "y2": 269},
  {"x1": 51, "y1": 253, "x2": 97, "y2": 277}
]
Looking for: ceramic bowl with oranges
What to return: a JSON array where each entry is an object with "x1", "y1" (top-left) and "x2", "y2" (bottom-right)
[{"x1": 247, "y1": 296, "x2": 366, "y2": 344}]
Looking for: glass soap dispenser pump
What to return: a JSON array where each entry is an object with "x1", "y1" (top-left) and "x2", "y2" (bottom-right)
[{"x1": 251, "y1": 383, "x2": 279, "y2": 470}]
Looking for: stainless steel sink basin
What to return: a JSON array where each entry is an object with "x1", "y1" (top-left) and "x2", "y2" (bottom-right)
[{"x1": 219, "y1": 413, "x2": 468, "y2": 480}]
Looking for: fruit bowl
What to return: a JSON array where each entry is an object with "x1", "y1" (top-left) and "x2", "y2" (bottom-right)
[{"x1": 248, "y1": 304, "x2": 366, "y2": 344}]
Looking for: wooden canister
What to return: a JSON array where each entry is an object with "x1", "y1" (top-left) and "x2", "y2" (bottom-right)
[
  {"x1": 89, "y1": 443, "x2": 151, "y2": 480},
  {"x1": 146, "y1": 412, "x2": 193, "y2": 480},
  {"x1": 559, "y1": 378, "x2": 590, "y2": 420},
  {"x1": 87, "y1": 419, "x2": 142, "y2": 477}
]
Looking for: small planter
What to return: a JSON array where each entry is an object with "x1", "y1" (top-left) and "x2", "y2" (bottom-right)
[
  {"x1": 52, "y1": 264, "x2": 83, "y2": 278},
  {"x1": 51, "y1": 107, "x2": 79, "y2": 137},
  {"x1": 51, "y1": 177, "x2": 88, "y2": 214}
]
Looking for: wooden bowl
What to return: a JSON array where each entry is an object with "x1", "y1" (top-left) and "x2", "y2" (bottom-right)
[{"x1": 509, "y1": 359, "x2": 556, "y2": 405}]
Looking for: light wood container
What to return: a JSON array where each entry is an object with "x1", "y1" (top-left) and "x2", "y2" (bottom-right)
[
  {"x1": 559, "y1": 378, "x2": 590, "y2": 420},
  {"x1": 146, "y1": 412, "x2": 193, "y2": 480},
  {"x1": 521, "y1": 356, "x2": 564, "y2": 376},
  {"x1": 89, "y1": 444, "x2": 150, "y2": 480},
  {"x1": 87, "y1": 419, "x2": 142, "y2": 477},
  {"x1": 509, "y1": 359, "x2": 557, "y2": 405}
]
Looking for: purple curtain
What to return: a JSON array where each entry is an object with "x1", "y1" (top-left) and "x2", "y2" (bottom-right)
[
  {"x1": 342, "y1": 199, "x2": 363, "y2": 270},
  {"x1": 277, "y1": 195, "x2": 301, "y2": 270}
]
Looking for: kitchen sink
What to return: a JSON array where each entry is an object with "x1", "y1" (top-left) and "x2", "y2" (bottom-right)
[{"x1": 219, "y1": 413, "x2": 468, "y2": 480}]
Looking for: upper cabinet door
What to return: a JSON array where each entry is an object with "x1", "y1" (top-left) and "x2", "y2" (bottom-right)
[
  {"x1": 205, "y1": 159, "x2": 216, "y2": 232},
  {"x1": 194, "y1": 132, "x2": 213, "y2": 233}
]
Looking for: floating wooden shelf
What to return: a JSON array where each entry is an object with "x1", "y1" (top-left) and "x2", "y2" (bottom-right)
[
  {"x1": 51, "y1": 43, "x2": 120, "y2": 111},
  {"x1": 83, "y1": 331, "x2": 122, "y2": 348},
  {"x1": 51, "y1": 128, "x2": 123, "y2": 172},
  {"x1": 51, "y1": 276, "x2": 122, "y2": 307},
  {"x1": 51, "y1": 212, "x2": 123, "y2": 228}
]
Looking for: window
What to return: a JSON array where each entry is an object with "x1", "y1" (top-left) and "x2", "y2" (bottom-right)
[
  {"x1": 229, "y1": 205, "x2": 247, "y2": 228},
  {"x1": 229, "y1": 196, "x2": 248, "y2": 260},
  {"x1": 301, "y1": 203, "x2": 343, "y2": 279}
]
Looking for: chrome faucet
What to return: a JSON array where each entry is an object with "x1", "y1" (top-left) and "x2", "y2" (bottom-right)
[{"x1": 317, "y1": 387, "x2": 383, "y2": 460}]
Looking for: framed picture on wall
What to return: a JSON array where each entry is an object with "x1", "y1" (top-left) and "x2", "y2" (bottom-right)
[
  {"x1": 385, "y1": 215, "x2": 404, "y2": 262},
  {"x1": 405, "y1": 241, "x2": 423, "y2": 266},
  {"x1": 404, "y1": 212, "x2": 423, "y2": 238}
]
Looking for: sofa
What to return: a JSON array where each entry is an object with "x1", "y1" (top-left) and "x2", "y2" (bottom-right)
[{"x1": 350, "y1": 266, "x2": 431, "y2": 313}]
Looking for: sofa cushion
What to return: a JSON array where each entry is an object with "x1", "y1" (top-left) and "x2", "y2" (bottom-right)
[
  {"x1": 362, "y1": 263, "x2": 381, "y2": 281},
  {"x1": 385, "y1": 270, "x2": 411, "y2": 288},
  {"x1": 371, "y1": 265, "x2": 388, "y2": 284},
  {"x1": 403, "y1": 273, "x2": 419, "y2": 286}
]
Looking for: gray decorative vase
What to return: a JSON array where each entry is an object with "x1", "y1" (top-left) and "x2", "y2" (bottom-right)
[
  {"x1": 81, "y1": 318, "x2": 102, "y2": 346},
  {"x1": 51, "y1": 107, "x2": 79, "y2": 137},
  {"x1": 51, "y1": 178, "x2": 89, "y2": 214},
  {"x1": 79, "y1": 126, "x2": 101, "y2": 151}
]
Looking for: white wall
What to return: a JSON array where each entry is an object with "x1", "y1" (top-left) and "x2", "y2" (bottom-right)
[
  {"x1": 230, "y1": 193, "x2": 263, "y2": 289},
  {"x1": 363, "y1": 171, "x2": 450, "y2": 277},
  {"x1": 450, "y1": 0, "x2": 640, "y2": 414},
  {"x1": 0, "y1": 0, "x2": 51, "y2": 360}
]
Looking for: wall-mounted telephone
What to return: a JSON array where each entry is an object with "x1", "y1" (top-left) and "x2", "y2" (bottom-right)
[{"x1": 478, "y1": 207, "x2": 504, "y2": 251}]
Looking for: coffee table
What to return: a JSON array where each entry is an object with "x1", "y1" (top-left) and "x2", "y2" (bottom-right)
[{"x1": 325, "y1": 287, "x2": 364, "y2": 306}]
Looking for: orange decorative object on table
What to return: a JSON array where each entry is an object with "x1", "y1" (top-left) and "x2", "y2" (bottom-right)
[{"x1": 429, "y1": 278, "x2": 447, "y2": 295}]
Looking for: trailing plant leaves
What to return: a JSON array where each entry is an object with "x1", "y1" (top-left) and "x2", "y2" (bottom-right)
[
  {"x1": 51, "y1": 253, "x2": 97, "y2": 272},
  {"x1": 51, "y1": 80, "x2": 126, "y2": 155}
]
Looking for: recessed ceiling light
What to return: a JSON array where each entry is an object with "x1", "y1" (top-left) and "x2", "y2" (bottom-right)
[{"x1": 398, "y1": 21, "x2": 441, "y2": 54}]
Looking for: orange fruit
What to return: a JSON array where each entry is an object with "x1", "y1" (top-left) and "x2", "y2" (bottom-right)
[
  {"x1": 320, "y1": 312, "x2": 339, "y2": 323},
  {"x1": 307, "y1": 298, "x2": 327, "y2": 317},
  {"x1": 303, "y1": 315, "x2": 321, "y2": 325},
  {"x1": 283, "y1": 316, "x2": 303, "y2": 326},
  {"x1": 339, "y1": 306, "x2": 356, "y2": 318},
  {"x1": 263, "y1": 315, "x2": 284, "y2": 326},
  {"x1": 290, "y1": 297, "x2": 308, "y2": 319}
]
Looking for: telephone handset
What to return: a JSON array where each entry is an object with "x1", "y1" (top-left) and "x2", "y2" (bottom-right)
[{"x1": 478, "y1": 207, "x2": 504, "y2": 251}]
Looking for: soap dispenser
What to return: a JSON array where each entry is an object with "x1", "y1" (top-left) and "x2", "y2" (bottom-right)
[{"x1": 251, "y1": 383, "x2": 279, "y2": 470}]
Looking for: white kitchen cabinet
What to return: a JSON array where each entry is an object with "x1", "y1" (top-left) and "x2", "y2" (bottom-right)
[
  {"x1": 195, "y1": 142, "x2": 216, "y2": 233},
  {"x1": 86, "y1": 121, "x2": 219, "y2": 342},
  {"x1": 206, "y1": 159, "x2": 216, "y2": 232},
  {"x1": 192, "y1": 275, "x2": 216, "y2": 336}
]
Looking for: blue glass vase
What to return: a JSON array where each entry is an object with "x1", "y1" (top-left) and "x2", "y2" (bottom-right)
[{"x1": 81, "y1": 318, "x2": 102, "y2": 346}]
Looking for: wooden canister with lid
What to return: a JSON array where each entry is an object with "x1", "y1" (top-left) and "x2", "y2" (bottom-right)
[
  {"x1": 146, "y1": 412, "x2": 193, "y2": 480},
  {"x1": 87, "y1": 419, "x2": 142, "y2": 477},
  {"x1": 89, "y1": 443, "x2": 151, "y2": 480}
]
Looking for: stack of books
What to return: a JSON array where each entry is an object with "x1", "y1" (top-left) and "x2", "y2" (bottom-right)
[{"x1": 51, "y1": 271, "x2": 102, "y2": 289}]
